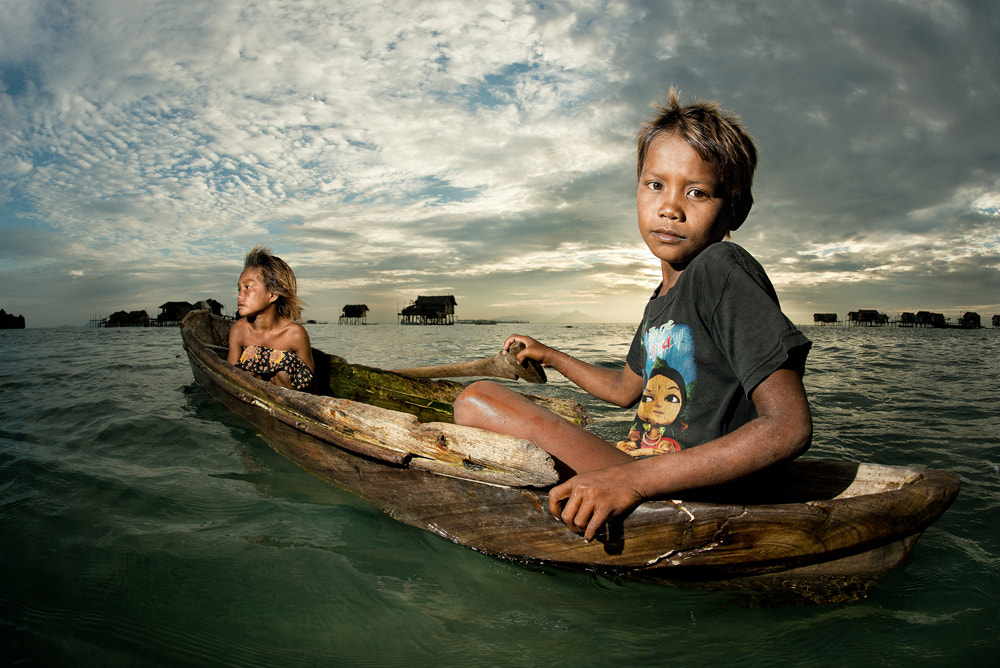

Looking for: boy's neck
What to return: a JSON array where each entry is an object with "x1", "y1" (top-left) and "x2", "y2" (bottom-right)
[
  {"x1": 658, "y1": 262, "x2": 686, "y2": 297},
  {"x1": 657, "y1": 238, "x2": 731, "y2": 297}
]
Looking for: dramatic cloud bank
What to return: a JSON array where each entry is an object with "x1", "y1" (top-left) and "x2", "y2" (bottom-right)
[{"x1": 2, "y1": 0, "x2": 998, "y2": 326}]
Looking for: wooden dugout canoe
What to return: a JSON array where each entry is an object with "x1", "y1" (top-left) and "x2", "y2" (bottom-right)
[{"x1": 180, "y1": 309, "x2": 959, "y2": 604}]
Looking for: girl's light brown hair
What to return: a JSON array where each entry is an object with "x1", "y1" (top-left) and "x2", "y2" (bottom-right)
[
  {"x1": 636, "y1": 88, "x2": 758, "y2": 229},
  {"x1": 243, "y1": 245, "x2": 304, "y2": 322}
]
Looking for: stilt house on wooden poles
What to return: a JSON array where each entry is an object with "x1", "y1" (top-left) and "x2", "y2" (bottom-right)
[
  {"x1": 398, "y1": 295, "x2": 457, "y2": 325},
  {"x1": 339, "y1": 304, "x2": 370, "y2": 324},
  {"x1": 847, "y1": 310, "x2": 889, "y2": 326}
]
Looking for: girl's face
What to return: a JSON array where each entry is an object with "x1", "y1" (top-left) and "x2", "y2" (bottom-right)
[
  {"x1": 236, "y1": 268, "x2": 276, "y2": 318},
  {"x1": 636, "y1": 374, "x2": 684, "y2": 426}
]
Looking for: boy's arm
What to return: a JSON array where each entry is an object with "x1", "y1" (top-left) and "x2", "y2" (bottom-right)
[
  {"x1": 548, "y1": 367, "x2": 812, "y2": 541},
  {"x1": 562, "y1": 355, "x2": 644, "y2": 408},
  {"x1": 504, "y1": 334, "x2": 643, "y2": 407}
]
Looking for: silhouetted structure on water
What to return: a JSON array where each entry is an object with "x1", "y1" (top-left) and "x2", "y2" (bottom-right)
[
  {"x1": 847, "y1": 310, "x2": 890, "y2": 327},
  {"x1": 105, "y1": 310, "x2": 151, "y2": 327},
  {"x1": 815, "y1": 309, "x2": 993, "y2": 329},
  {"x1": 339, "y1": 304, "x2": 370, "y2": 325},
  {"x1": 958, "y1": 312, "x2": 982, "y2": 329},
  {"x1": 91, "y1": 299, "x2": 225, "y2": 327},
  {"x1": 399, "y1": 296, "x2": 457, "y2": 325}
]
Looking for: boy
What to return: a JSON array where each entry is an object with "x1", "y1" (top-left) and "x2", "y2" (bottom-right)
[{"x1": 453, "y1": 90, "x2": 812, "y2": 542}]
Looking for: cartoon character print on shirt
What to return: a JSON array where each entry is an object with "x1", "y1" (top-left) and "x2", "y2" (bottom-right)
[{"x1": 616, "y1": 320, "x2": 697, "y2": 457}]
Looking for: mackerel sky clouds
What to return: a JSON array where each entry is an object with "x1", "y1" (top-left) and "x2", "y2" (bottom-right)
[{"x1": 2, "y1": 0, "x2": 998, "y2": 327}]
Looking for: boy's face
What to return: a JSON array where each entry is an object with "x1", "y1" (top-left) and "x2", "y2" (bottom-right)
[{"x1": 637, "y1": 133, "x2": 732, "y2": 273}]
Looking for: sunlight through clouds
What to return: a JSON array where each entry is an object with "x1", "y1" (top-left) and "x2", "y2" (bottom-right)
[{"x1": 1, "y1": 0, "x2": 998, "y2": 325}]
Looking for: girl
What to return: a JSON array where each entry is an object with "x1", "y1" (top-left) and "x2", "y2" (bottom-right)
[{"x1": 227, "y1": 246, "x2": 315, "y2": 391}]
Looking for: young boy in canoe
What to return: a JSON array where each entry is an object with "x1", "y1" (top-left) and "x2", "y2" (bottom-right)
[
  {"x1": 228, "y1": 246, "x2": 315, "y2": 392},
  {"x1": 454, "y1": 90, "x2": 812, "y2": 541}
]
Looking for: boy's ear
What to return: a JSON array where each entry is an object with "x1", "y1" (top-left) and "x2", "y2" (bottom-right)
[{"x1": 729, "y1": 202, "x2": 751, "y2": 231}]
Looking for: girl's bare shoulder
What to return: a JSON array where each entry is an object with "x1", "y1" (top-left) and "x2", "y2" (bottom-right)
[
  {"x1": 229, "y1": 318, "x2": 250, "y2": 338},
  {"x1": 281, "y1": 320, "x2": 311, "y2": 345}
]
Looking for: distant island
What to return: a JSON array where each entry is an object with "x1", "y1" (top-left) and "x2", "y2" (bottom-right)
[{"x1": 1, "y1": 308, "x2": 26, "y2": 329}]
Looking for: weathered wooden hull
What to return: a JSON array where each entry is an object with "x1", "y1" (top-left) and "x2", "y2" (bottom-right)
[{"x1": 181, "y1": 310, "x2": 959, "y2": 603}]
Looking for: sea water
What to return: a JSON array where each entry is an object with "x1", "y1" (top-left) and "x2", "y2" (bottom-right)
[{"x1": 1, "y1": 323, "x2": 997, "y2": 666}]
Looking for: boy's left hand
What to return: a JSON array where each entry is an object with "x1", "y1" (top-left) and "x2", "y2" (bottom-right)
[{"x1": 548, "y1": 465, "x2": 643, "y2": 542}]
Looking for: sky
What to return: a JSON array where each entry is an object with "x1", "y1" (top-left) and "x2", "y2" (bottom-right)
[{"x1": 1, "y1": 0, "x2": 998, "y2": 328}]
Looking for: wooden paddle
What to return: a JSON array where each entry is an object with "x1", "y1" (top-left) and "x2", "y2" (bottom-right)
[{"x1": 390, "y1": 342, "x2": 547, "y2": 383}]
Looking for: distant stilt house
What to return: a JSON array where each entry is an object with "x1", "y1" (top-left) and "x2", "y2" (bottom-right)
[
  {"x1": 898, "y1": 312, "x2": 916, "y2": 327},
  {"x1": 156, "y1": 300, "x2": 225, "y2": 325},
  {"x1": 847, "y1": 309, "x2": 889, "y2": 326},
  {"x1": 339, "y1": 304, "x2": 370, "y2": 325},
  {"x1": 993, "y1": 314, "x2": 1000, "y2": 329},
  {"x1": 914, "y1": 311, "x2": 947, "y2": 328},
  {"x1": 0, "y1": 308, "x2": 26, "y2": 329},
  {"x1": 90, "y1": 299, "x2": 225, "y2": 328},
  {"x1": 399, "y1": 295, "x2": 457, "y2": 325},
  {"x1": 959, "y1": 312, "x2": 982, "y2": 329},
  {"x1": 198, "y1": 299, "x2": 226, "y2": 317},
  {"x1": 812, "y1": 313, "x2": 838, "y2": 324},
  {"x1": 158, "y1": 301, "x2": 194, "y2": 325},
  {"x1": 105, "y1": 310, "x2": 151, "y2": 327}
]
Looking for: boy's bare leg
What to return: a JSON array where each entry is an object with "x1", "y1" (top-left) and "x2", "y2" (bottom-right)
[{"x1": 453, "y1": 381, "x2": 632, "y2": 475}]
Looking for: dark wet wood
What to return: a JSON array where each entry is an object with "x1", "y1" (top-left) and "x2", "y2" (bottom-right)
[{"x1": 181, "y1": 309, "x2": 960, "y2": 603}]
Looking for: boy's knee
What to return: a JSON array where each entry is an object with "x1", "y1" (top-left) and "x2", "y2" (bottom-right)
[{"x1": 454, "y1": 380, "x2": 499, "y2": 423}]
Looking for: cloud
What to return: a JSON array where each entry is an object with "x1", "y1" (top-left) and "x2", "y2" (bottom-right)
[{"x1": 1, "y1": 0, "x2": 998, "y2": 327}]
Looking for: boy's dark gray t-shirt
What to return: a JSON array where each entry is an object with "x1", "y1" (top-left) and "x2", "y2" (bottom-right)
[{"x1": 624, "y1": 241, "x2": 811, "y2": 450}]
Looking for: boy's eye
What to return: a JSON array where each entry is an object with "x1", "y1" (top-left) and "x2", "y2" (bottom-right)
[
  {"x1": 644, "y1": 181, "x2": 662, "y2": 191},
  {"x1": 688, "y1": 188, "x2": 708, "y2": 199}
]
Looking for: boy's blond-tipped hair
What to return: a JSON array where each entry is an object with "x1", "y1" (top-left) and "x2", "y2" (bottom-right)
[
  {"x1": 243, "y1": 245, "x2": 304, "y2": 322},
  {"x1": 636, "y1": 88, "x2": 758, "y2": 229}
]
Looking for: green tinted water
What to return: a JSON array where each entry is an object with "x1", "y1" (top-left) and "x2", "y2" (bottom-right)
[{"x1": 1, "y1": 324, "x2": 997, "y2": 665}]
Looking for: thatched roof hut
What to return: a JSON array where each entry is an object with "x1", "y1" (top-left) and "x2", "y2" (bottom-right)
[
  {"x1": 340, "y1": 304, "x2": 370, "y2": 325},
  {"x1": 399, "y1": 296, "x2": 457, "y2": 325}
]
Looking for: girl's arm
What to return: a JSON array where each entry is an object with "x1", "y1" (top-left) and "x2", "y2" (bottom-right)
[
  {"x1": 227, "y1": 321, "x2": 247, "y2": 365},
  {"x1": 547, "y1": 367, "x2": 812, "y2": 541},
  {"x1": 287, "y1": 324, "x2": 315, "y2": 372},
  {"x1": 503, "y1": 335, "x2": 643, "y2": 408}
]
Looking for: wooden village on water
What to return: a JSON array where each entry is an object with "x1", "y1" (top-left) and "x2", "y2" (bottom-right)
[
  {"x1": 813, "y1": 309, "x2": 999, "y2": 329},
  {"x1": 78, "y1": 295, "x2": 467, "y2": 328},
  {"x1": 4, "y1": 298, "x2": 997, "y2": 330}
]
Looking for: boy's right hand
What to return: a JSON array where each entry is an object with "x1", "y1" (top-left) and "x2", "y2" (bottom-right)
[
  {"x1": 548, "y1": 464, "x2": 644, "y2": 542},
  {"x1": 502, "y1": 335, "x2": 555, "y2": 367}
]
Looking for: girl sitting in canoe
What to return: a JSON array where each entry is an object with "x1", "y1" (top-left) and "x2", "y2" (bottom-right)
[{"x1": 227, "y1": 246, "x2": 315, "y2": 392}]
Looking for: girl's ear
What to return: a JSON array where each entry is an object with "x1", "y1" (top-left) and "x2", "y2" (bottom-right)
[{"x1": 268, "y1": 292, "x2": 279, "y2": 304}]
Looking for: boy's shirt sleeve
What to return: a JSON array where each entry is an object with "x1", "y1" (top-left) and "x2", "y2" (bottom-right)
[{"x1": 701, "y1": 243, "x2": 811, "y2": 397}]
